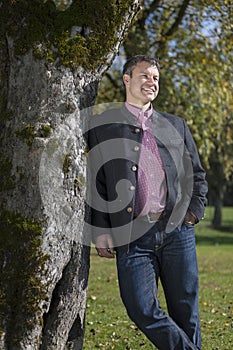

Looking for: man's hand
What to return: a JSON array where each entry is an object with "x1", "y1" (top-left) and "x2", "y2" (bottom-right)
[
  {"x1": 95, "y1": 234, "x2": 115, "y2": 259},
  {"x1": 184, "y1": 211, "x2": 197, "y2": 225}
]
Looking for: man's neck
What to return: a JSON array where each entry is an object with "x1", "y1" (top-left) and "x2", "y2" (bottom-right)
[
  {"x1": 125, "y1": 102, "x2": 153, "y2": 120},
  {"x1": 126, "y1": 101, "x2": 151, "y2": 112}
]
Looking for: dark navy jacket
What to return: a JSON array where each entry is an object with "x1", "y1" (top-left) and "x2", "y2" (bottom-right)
[{"x1": 87, "y1": 104, "x2": 208, "y2": 243}]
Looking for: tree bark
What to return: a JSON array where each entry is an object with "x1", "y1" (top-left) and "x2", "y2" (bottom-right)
[
  {"x1": 212, "y1": 182, "x2": 226, "y2": 228},
  {"x1": 212, "y1": 196, "x2": 223, "y2": 228},
  {"x1": 208, "y1": 158, "x2": 226, "y2": 229},
  {"x1": 0, "y1": 1, "x2": 140, "y2": 349}
]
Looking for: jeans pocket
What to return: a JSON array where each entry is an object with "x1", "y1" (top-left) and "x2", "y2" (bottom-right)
[{"x1": 183, "y1": 222, "x2": 195, "y2": 230}]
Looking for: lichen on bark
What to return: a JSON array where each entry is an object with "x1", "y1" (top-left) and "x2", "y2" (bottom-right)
[
  {"x1": 0, "y1": 211, "x2": 48, "y2": 348},
  {"x1": 15, "y1": 124, "x2": 52, "y2": 146}
]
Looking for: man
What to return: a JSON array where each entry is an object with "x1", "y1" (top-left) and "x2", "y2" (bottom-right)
[{"x1": 87, "y1": 55, "x2": 208, "y2": 349}]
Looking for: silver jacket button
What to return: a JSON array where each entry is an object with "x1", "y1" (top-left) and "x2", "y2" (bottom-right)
[{"x1": 131, "y1": 165, "x2": 137, "y2": 171}]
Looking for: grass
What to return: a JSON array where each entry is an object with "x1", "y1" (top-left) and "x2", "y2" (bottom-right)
[{"x1": 83, "y1": 207, "x2": 233, "y2": 349}]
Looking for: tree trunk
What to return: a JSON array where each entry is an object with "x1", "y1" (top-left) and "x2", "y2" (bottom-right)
[
  {"x1": 212, "y1": 183, "x2": 225, "y2": 228},
  {"x1": 208, "y1": 159, "x2": 226, "y2": 229},
  {"x1": 212, "y1": 196, "x2": 222, "y2": 228},
  {"x1": 0, "y1": 1, "x2": 140, "y2": 349}
]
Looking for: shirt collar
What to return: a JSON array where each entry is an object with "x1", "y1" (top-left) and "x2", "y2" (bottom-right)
[{"x1": 125, "y1": 102, "x2": 153, "y2": 119}]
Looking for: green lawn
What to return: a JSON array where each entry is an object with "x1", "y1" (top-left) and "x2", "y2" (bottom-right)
[{"x1": 83, "y1": 207, "x2": 233, "y2": 349}]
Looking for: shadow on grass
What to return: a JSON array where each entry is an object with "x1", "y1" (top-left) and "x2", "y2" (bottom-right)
[
  {"x1": 216, "y1": 225, "x2": 233, "y2": 233},
  {"x1": 196, "y1": 225, "x2": 233, "y2": 245}
]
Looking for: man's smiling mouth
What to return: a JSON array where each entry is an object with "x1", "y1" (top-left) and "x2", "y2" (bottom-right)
[{"x1": 142, "y1": 88, "x2": 155, "y2": 93}]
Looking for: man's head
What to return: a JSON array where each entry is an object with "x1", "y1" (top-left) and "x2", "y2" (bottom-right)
[{"x1": 122, "y1": 55, "x2": 160, "y2": 108}]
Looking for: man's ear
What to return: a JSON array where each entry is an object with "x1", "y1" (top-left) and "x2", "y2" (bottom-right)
[{"x1": 123, "y1": 74, "x2": 130, "y2": 86}]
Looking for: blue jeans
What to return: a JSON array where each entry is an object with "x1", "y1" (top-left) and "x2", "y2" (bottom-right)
[{"x1": 116, "y1": 222, "x2": 201, "y2": 350}]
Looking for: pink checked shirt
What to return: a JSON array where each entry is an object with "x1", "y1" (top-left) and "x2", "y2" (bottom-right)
[{"x1": 125, "y1": 102, "x2": 167, "y2": 216}]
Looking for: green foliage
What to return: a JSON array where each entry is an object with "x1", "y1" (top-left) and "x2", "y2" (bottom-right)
[
  {"x1": 157, "y1": 1, "x2": 233, "y2": 174},
  {"x1": 0, "y1": 0, "x2": 136, "y2": 70},
  {"x1": 0, "y1": 211, "x2": 48, "y2": 347},
  {"x1": 84, "y1": 207, "x2": 233, "y2": 349}
]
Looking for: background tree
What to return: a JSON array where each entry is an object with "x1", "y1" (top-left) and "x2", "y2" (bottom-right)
[
  {"x1": 0, "y1": 1, "x2": 140, "y2": 349},
  {"x1": 97, "y1": 0, "x2": 233, "y2": 226}
]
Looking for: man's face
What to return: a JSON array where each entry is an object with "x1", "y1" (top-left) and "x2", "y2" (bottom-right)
[{"x1": 123, "y1": 61, "x2": 159, "y2": 107}]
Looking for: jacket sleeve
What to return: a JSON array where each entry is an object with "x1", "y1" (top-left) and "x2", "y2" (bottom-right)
[{"x1": 183, "y1": 120, "x2": 208, "y2": 222}]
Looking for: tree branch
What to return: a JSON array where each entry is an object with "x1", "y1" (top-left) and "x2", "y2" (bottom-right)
[
  {"x1": 164, "y1": 0, "x2": 190, "y2": 38},
  {"x1": 153, "y1": 0, "x2": 190, "y2": 56}
]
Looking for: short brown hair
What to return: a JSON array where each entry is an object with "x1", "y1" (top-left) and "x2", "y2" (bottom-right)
[{"x1": 123, "y1": 55, "x2": 160, "y2": 77}]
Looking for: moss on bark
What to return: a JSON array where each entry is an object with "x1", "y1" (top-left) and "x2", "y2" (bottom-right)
[
  {"x1": 0, "y1": 0, "x2": 134, "y2": 70},
  {"x1": 62, "y1": 153, "x2": 72, "y2": 175},
  {"x1": 0, "y1": 211, "x2": 48, "y2": 348}
]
